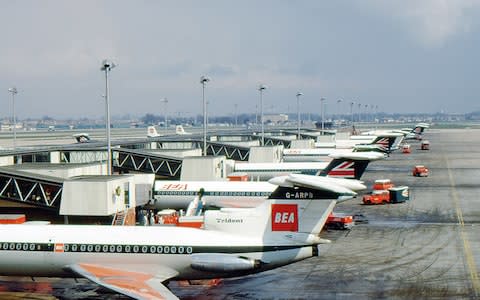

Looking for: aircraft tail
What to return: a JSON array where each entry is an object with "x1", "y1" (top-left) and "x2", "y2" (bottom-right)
[
  {"x1": 370, "y1": 135, "x2": 397, "y2": 152},
  {"x1": 317, "y1": 152, "x2": 384, "y2": 179},
  {"x1": 411, "y1": 123, "x2": 429, "y2": 140},
  {"x1": 204, "y1": 175, "x2": 356, "y2": 242},
  {"x1": 176, "y1": 125, "x2": 187, "y2": 135},
  {"x1": 147, "y1": 126, "x2": 160, "y2": 138},
  {"x1": 72, "y1": 133, "x2": 91, "y2": 143},
  {"x1": 267, "y1": 175, "x2": 356, "y2": 239}
]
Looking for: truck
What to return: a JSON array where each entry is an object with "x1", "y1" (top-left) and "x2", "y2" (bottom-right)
[{"x1": 363, "y1": 186, "x2": 409, "y2": 205}]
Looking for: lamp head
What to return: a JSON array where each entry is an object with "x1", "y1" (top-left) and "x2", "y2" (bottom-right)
[
  {"x1": 8, "y1": 87, "x2": 17, "y2": 94},
  {"x1": 200, "y1": 75, "x2": 211, "y2": 84},
  {"x1": 296, "y1": 92, "x2": 303, "y2": 97},
  {"x1": 101, "y1": 59, "x2": 116, "y2": 71},
  {"x1": 258, "y1": 84, "x2": 267, "y2": 91}
]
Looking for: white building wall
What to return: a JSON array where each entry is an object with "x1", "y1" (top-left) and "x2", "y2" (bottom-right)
[
  {"x1": 248, "y1": 146, "x2": 283, "y2": 163},
  {"x1": 60, "y1": 175, "x2": 135, "y2": 216},
  {"x1": 181, "y1": 156, "x2": 226, "y2": 180}
]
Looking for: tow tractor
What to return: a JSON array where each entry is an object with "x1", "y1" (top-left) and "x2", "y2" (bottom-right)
[
  {"x1": 412, "y1": 165, "x2": 429, "y2": 177},
  {"x1": 326, "y1": 212, "x2": 354, "y2": 230},
  {"x1": 362, "y1": 190, "x2": 390, "y2": 205}
]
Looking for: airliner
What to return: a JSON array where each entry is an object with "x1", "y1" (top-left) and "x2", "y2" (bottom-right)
[
  {"x1": 284, "y1": 133, "x2": 402, "y2": 162},
  {"x1": 361, "y1": 123, "x2": 429, "y2": 140},
  {"x1": 230, "y1": 151, "x2": 385, "y2": 181},
  {"x1": 0, "y1": 175, "x2": 356, "y2": 300},
  {"x1": 283, "y1": 144, "x2": 388, "y2": 162},
  {"x1": 314, "y1": 132, "x2": 404, "y2": 151},
  {"x1": 152, "y1": 152, "x2": 384, "y2": 209}
]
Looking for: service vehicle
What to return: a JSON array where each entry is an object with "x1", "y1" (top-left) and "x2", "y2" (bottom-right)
[{"x1": 412, "y1": 165, "x2": 429, "y2": 177}]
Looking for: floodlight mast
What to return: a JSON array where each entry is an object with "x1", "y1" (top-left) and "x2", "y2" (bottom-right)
[
  {"x1": 160, "y1": 98, "x2": 168, "y2": 131},
  {"x1": 320, "y1": 97, "x2": 326, "y2": 133},
  {"x1": 100, "y1": 59, "x2": 116, "y2": 175},
  {"x1": 258, "y1": 84, "x2": 267, "y2": 146},
  {"x1": 8, "y1": 87, "x2": 18, "y2": 151},
  {"x1": 296, "y1": 92, "x2": 303, "y2": 139},
  {"x1": 200, "y1": 76, "x2": 211, "y2": 156}
]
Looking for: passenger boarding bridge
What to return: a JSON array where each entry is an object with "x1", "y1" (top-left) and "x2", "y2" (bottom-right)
[{"x1": 0, "y1": 127, "x2": 315, "y2": 209}]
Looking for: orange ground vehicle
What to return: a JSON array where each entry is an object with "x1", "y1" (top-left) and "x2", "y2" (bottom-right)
[
  {"x1": 157, "y1": 209, "x2": 204, "y2": 228},
  {"x1": 373, "y1": 179, "x2": 394, "y2": 190},
  {"x1": 363, "y1": 186, "x2": 409, "y2": 205},
  {"x1": 412, "y1": 165, "x2": 429, "y2": 177},
  {"x1": 326, "y1": 212, "x2": 354, "y2": 230},
  {"x1": 363, "y1": 190, "x2": 390, "y2": 205},
  {"x1": 402, "y1": 144, "x2": 411, "y2": 153}
]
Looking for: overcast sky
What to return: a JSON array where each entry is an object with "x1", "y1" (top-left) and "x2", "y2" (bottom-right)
[{"x1": 1, "y1": 0, "x2": 480, "y2": 119}]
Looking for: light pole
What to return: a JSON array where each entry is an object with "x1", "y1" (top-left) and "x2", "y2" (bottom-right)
[
  {"x1": 200, "y1": 75, "x2": 211, "y2": 156},
  {"x1": 160, "y1": 98, "x2": 168, "y2": 131},
  {"x1": 357, "y1": 103, "x2": 362, "y2": 123},
  {"x1": 370, "y1": 104, "x2": 374, "y2": 123},
  {"x1": 350, "y1": 101, "x2": 354, "y2": 125},
  {"x1": 258, "y1": 84, "x2": 267, "y2": 146},
  {"x1": 337, "y1": 99, "x2": 342, "y2": 123},
  {"x1": 234, "y1": 103, "x2": 238, "y2": 127},
  {"x1": 320, "y1": 97, "x2": 326, "y2": 133},
  {"x1": 8, "y1": 87, "x2": 18, "y2": 151},
  {"x1": 100, "y1": 59, "x2": 116, "y2": 176},
  {"x1": 364, "y1": 104, "x2": 369, "y2": 123},
  {"x1": 296, "y1": 92, "x2": 303, "y2": 139}
]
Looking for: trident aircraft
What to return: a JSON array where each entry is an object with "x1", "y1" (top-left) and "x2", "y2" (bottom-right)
[
  {"x1": 284, "y1": 133, "x2": 403, "y2": 162},
  {"x1": 152, "y1": 152, "x2": 384, "y2": 209},
  {"x1": 0, "y1": 175, "x2": 356, "y2": 300},
  {"x1": 361, "y1": 123, "x2": 430, "y2": 141},
  {"x1": 230, "y1": 151, "x2": 385, "y2": 181}
]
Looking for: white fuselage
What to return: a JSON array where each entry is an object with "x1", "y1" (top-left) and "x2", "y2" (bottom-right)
[
  {"x1": 315, "y1": 136, "x2": 377, "y2": 149},
  {"x1": 232, "y1": 162, "x2": 328, "y2": 181},
  {"x1": 0, "y1": 224, "x2": 315, "y2": 279},
  {"x1": 283, "y1": 148, "x2": 354, "y2": 162},
  {"x1": 153, "y1": 181, "x2": 276, "y2": 209},
  {"x1": 153, "y1": 177, "x2": 366, "y2": 210}
]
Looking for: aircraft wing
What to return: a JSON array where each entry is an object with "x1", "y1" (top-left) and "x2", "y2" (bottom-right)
[{"x1": 68, "y1": 263, "x2": 179, "y2": 300}]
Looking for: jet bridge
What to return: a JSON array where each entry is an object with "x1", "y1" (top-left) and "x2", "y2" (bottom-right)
[
  {"x1": 114, "y1": 148, "x2": 183, "y2": 178},
  {"x1": 205, "y1": 141, "x2": 250, "y2": 161},
  {"x1": 0, "y1": 168, "x2": 63, "y2": 210},
  {"x1": 252, "y1": 136, "x2": 292, "y2": 148}
]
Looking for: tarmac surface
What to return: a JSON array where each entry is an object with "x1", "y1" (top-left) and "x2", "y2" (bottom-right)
[{"x1": 0, "y1": 127, "x2": 479, "y2": 299}]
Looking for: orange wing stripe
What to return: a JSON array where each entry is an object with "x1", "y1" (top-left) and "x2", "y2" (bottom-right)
[{"x1": 78, "y1": 263, "x2": 167, "y2": 300}]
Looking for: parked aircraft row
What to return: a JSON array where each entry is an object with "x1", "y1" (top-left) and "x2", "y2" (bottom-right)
[
  {"x1": 360, "y1": 123, "x2": 429, "y2": 140},
  {"x1": 0, "y1": 123, "x2": 429, "y2": 299},
  {"x1": 152, "y1": 152, "x2": 384, "y2": 210},
  {"x1": 284, "y1": 132, "x2": 404, "y2": 162},
  {"x1": 0, "y1": 174, "x2": 356, "y2": 300}
]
